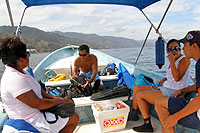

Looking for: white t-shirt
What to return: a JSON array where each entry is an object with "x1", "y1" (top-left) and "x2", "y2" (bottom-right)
[
  {"x1": 1, "y1": 66, "x2": 41, "y2": 123},
  {"x1": 163, "y1": 56, "x2": 191, "y2": 90},
  {"x1": 1, "y1": 66, "x2": 69, "y2": 132}
]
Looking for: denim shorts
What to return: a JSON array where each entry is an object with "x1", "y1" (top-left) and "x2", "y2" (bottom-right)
[
  {"x1": 80, "y1": 71, "x2": 103, "y2": 85},
  {"x1": 168, "y1": 97, "x2": 200, "y2": 130},
  {"x1": 159, "y1": 87, "x2": 177, "y2": 96}
]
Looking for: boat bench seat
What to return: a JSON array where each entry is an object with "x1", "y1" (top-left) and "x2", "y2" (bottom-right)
[
  {"x1": 44, "y1": 74, "x2": 128, "y2": 108},
  {"x1": 73, "y1": 95, "x2": 130, "y2": 108},
  {"x1": 45, "y1": 75, "x2": 118, "y2": 87},
  {"x1": 134, "y1": 69, "x2": 200, "y2": 132}
]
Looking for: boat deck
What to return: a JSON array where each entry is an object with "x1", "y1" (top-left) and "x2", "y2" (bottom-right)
[{"x1": 74, "y1": 114, "x2": 162, "y2": 133}]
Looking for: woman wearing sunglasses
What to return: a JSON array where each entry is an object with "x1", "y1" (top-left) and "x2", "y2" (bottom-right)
[
  {"x1": 130, "y1": 39, "x2": 191, "y2": 132},
  {"x1": 0, "y1": 37, "x2": 79, "y2": 132}
]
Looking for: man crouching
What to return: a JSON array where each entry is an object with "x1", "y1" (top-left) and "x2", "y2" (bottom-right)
[{"x1": 73, "y1": 44, "x2": 104, "y2": 92}]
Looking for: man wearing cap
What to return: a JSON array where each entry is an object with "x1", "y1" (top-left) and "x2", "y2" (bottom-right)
[
  {"x1": 73, "y1": 44, "x2": 104, "y2": 92},
  {"x1": 155, "y1": 31, "x2": 200, "y2": 132}
]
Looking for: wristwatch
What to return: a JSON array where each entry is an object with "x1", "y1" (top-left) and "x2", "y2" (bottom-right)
[{"x1": 90, "y1": 79, "x2": 94, "y2": 82}]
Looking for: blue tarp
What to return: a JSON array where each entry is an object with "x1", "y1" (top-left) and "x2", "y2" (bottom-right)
[
  {"x1": 21, "y1": 0, "x2": 160, "y2": 10},
  {"x1": 117, "y1": 63, "x2": 135, "y2": 89}
]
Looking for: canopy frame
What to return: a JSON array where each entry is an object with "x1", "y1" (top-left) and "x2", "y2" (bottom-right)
[
  {"x1": 5, "y1": 0, "x2": 15, "y2": 35},
  {"x1": 134, "y1": 0, "x2": 174, "y2": 66},
  {"x1": 20, "y1": 0, "x2": 160, "y2": 10},
  {"x1": 15, "y1": 0, "x2": 173, "y2": 40},
  {"x1": 5, "y1": 0, "x2": 173, "y2": 67},
  {"x1": 16, "y1": 7, "x2": 27, "y2": 38}
]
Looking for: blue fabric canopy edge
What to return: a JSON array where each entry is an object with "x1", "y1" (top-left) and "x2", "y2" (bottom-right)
[{"x1": 21, "y1": 0, "x2": 160, "y2": 10}]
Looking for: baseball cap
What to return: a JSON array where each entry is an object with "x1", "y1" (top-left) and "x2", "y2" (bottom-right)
[{"x1": 179, "y1": 31, "x2": 200, "y2": 45}]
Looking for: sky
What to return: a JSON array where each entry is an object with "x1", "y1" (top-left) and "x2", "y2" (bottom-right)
[{"x1": 1, "y1": 0, "x2": 200, "y2": 40}]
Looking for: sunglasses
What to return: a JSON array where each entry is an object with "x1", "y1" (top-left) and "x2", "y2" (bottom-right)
[
  {"x1": 167, "y1": 46, "x2": 181, "y2": 52},
  {"x1": 25, "y1": 51, "x2": 30, "y2": 57},
  {"x1": 79, "y1": 53, "x2": 87, "y2": 57},
  {"x1": 21, "y1": 51, "x2": 30, "y2": 58}
]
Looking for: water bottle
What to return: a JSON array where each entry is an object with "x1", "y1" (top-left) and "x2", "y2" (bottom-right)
[
  {"x1": 102, "y1": 105, "x2": 114, "y2": 111},
  {"x1": 107, "y1": 71, "x2": 110, "y2": 76}
]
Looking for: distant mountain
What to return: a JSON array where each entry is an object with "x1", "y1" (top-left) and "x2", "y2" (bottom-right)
[
  {"x1": 54, "y1": 31, "x2": 140, "y2": 49},
  {"x1": 0, "y1": 26, "x2": 154, "y2": 52},
  {"x1": 137, "y1": 39, "x2": 157, "y2": 47},
  {"x1": 0, "y1": 26, "x2": 89, "y2": 52}
]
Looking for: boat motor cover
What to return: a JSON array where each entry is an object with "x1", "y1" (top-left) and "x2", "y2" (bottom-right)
[{"x1": 90, "y1": 84, "x2": 131, "y2": 101}]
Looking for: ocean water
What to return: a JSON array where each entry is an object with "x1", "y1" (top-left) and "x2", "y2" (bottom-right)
[
  {"x1": 0, "y1": 52, "x2": 50, "y2": 78},
  {"x1": 100, "y1": 47, "x2": 196, "y2": 77},
  {"x1": 0, "y1": 47, "x2": 196, "y2": 79}
]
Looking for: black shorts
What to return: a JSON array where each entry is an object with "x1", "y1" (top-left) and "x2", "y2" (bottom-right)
[{"x1": 168, "y1": 97, "x2": 200, "y2": 130}]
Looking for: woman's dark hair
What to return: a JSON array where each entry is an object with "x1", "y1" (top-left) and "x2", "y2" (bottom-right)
[
  {"x1": 0, "y1": 37, "x2": 27, "y2": 67},
  {"x1": 166, "y1": 39, "x2": 180, "y2": 49},
  {"x1": 78, "y1": 44, "x2": 89, "y2": 53}
]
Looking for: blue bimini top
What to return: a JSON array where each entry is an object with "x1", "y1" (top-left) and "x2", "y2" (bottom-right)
[{"x1": 20, "y1": 0, "x2": 160, "y2": 10}]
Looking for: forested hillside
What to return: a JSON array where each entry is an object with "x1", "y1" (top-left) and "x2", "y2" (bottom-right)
[{"x1": 0, "y1": 26, "x2": 154, "y2": 52}]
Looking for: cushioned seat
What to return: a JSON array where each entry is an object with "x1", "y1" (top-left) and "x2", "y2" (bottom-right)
[{"x1": 2, "y1": 119, "x2": 40, "y2": 132}]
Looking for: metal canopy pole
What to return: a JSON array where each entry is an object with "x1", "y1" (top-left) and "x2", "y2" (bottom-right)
[
  {"x1": 134, "y1": 26, "x2": 153, "y2": 66},
  {"x1": 134, "y1": 0, "x2": 174, "y2": 66},
  {"x1": 140, "y1": 0, "x2": 174, "y2": 43},
  {"x1": 157, "y1": 0, "x2": 173, "y2": 31},
  {"x1": 5, "y1": 0, "x2": 15, "y2": 35},
  {"x1": 140, "y1": 10, "x2": 166, "y2": 44},
  {"x1": 16, "y1": 7, "x2": 27, "y2": 38}
]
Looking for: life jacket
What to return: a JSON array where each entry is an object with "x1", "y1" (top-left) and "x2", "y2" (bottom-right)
[{"x1": 102, "y1": 63, "x2": 118, "y2": 76}]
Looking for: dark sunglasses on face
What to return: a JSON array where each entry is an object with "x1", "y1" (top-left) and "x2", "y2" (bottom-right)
[
  {"x1": 21, "y1": 51, "x2": 30, "y2": 58},
  {"x1": 167, "y1": 46, "x2": 181, "y2": 52},
  {"x1": 25, "y1": 51, "x2": 30, "y2": 57},
  {"x1": 79, "y1": 53, "x2": 87, "y2": 57}
]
